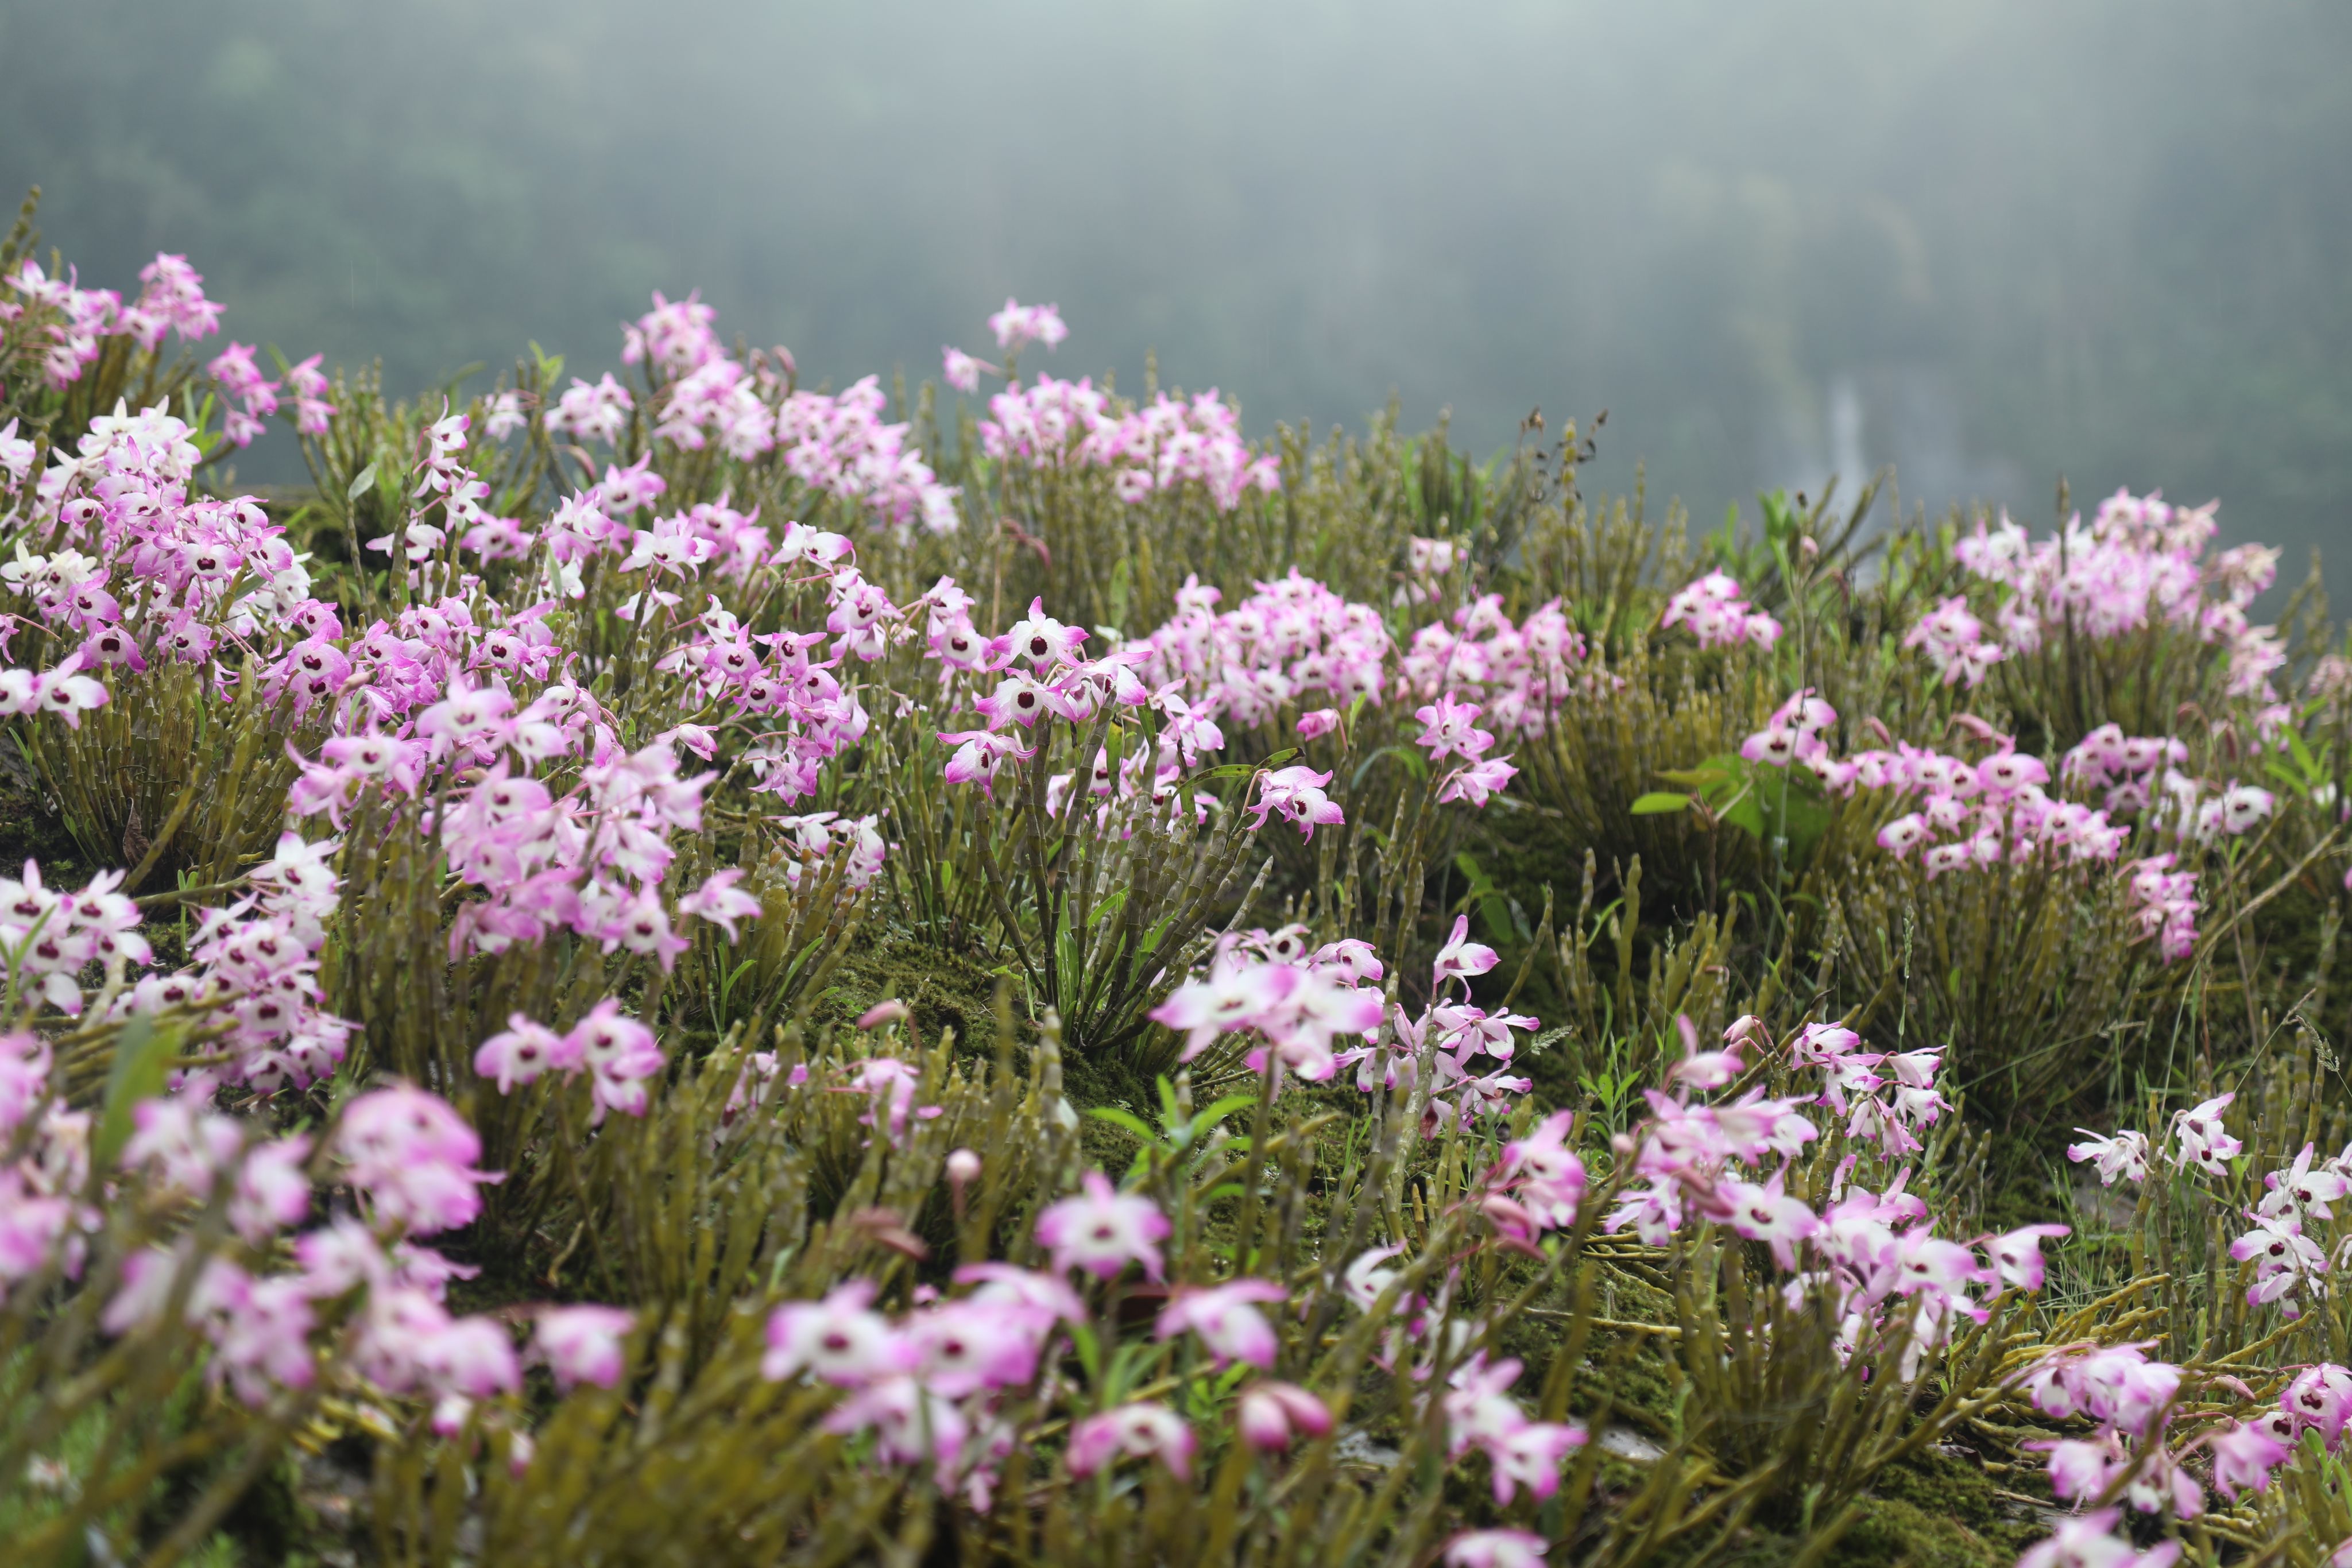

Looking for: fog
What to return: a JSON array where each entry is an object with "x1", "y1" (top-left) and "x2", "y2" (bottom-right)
[{"x1": 3, "y1": 1, "x2": 2347, "y2": 595}]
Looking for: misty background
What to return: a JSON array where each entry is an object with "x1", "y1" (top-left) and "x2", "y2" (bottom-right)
[{"x1": 3, "y1": 1, "x2": 2347, "y2": 598}]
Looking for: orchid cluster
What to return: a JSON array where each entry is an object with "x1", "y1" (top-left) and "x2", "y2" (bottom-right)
[
  {"x1": 125, "y1": 832, "x2": 351, "y2": 1092},
  {"x1": 2024, "y1": 1337, "x2": 2290, "y2": 1523},
  {"x1": 750, "y1": 1132, "x2": 1608, "y2": 1528},
  {"x1": 757, "y1": 1172, "x2": 1353, "y2": 1512},
  {"x1": 1147, "y1": 917, "x2": 1544, "y2": 1129},
  {"x1": 276, "y1": 629, "x2": 772, "y2": 975},
  {"x1": 1736, "y1": 689, "x2": 2282, "y2": 958},
  {"x1": 202, "y1": 342, "x2": 334, "y2": 447},
  {"x1": 2225, "y1": 1137, "x2": 2352, "y2": 1317},
  {"x1": 427, "y1": 736, "x2": 753, "y2": 973},
  {"x1": 2059, "y1": 726, "x2": 2192, "y2": 815},
  {"x1": 82, "y1": 1076, "x2": 632, "y2": 1437},
  {"x1": 1441, "y1": 1353, "x2": 1590, "y2": 1505},
  {"x1": 978, "y1": 376, "x2": 1279, "y2": 513},
  {"x1": 1903, "y1": 594, "x2": 2007, "y2": 688},
  {"x1": 913, "y1": 579, "x2": 1274, "y2": 826},
  {"x1": 1378, "y1": 917, "x2": 1543, "y2": 1130},
  {"x1": 912, "y1": 568, "x2": 1392, "y2": 839},
  {"x1": 1739, "y1": 687, "x2": 1839, "y2": 770},
  {"x1": 475, "y1": 999, "x2": 665, "y2": 1122},
  {"x1": 1395, "y1": 591, "x2": 1589, "y2": 740},
  {"x1": 0, "y1": 859, "x2": 148, "y2": 1016},
  {"x1": 2013, "y1": 1512, "x2": 2182, "y2": 1568},
  {"x1": 0, "y1": 1029, "x2": 87, "y2": 1297},
  {"x1": 1607, "y1": 1012, "x2": 2044, "y2": 1383},
  {"x1": 1128, "y1": 570, "x2": 1390, "y2": 729},
  {"x1": 2075, "y1": 1097, "x2": 2352, "y2": 1323},
  {"x1": 541, "y1": 373, "x2": 632, "y2": 446},
  {"x1": 362, "y1": 405, "x2": 534, "y2": 575},
  {"x1": 1660, "y1": 570, "x2": 1782, "y2": 651},
  {"x1": 2062, "y1": 723, "x2": 2276, "y2": 845},
  {"x1": 954, "y1": 300, "x2": 1279, "y2": 513},
  {"x1": 777, "y1": 376, "x2": 961, "y2": 536},
  {"x1": 1393, "y1": 534, "x2": 1460, "y2": 607},
  {"x1": 5, "y1": 252, "x2": 224, "y2": 389},
  {"x1": 566, "y1": 289, "x2": 964, "y2": 536},
  {"x1": 1, "y1": 400, "x2": 319, "y2": 707},
  {"x1": 2067, "y1": 1092, "x2": 2245, "y2": 1188},
  {"x1": 1953, "y1": 489, "x2": 2288, "y2": 702},
  {"x1": 2121, "y1": 854, "x2": 2203, "y2": 963},
  {"x1": 985, "y1": 297, "x2": 1069, "y2": 357},
  {"x1": 1834, "y1": 729, "x2": 2134, "y2": 878},
  {"x1": 1147, "y1": 927, "x2": 1388, "y2": 1086},
  {"x1": 1413, "y1": 692, "x2": 1522, "y2": 807},
  {"x1": 2074, "y1": 1111, "x2": 2352, "y2": 1357},
  {"x1": 1783, "y1": 1020, "x2": 1953, "y2": 1160},
  {"x1": 5, "y1": 835, "x2": 345, "y2": 1092}
]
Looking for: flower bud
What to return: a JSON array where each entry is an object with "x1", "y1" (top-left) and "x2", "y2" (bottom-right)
[
  {"x1": 1238, "y1": 1381, "x2": 1332, "y2": 1452},
  {"x1": 1238, "y1": 1389, "x2": 1293, "y2": 1451},
  {"x1": 1479, "y1": 1193, "x2": 1537, "y2": 1238}
]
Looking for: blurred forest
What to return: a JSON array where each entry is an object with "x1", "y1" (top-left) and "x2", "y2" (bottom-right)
[{"x1": 2, "y1": 0, "x2": 2347, "y2": 598}]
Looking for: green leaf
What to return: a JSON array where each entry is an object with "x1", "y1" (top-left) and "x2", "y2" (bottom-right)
[
  {"x1": 1193, "y1": 1094, "x2": 1262, "y2": 1132},
  {"x1": 1657, "y1": 753, "x2": 1743, "y2": 802},
  {"x1": 1068, "y1": 1322, "x2": 1102, "y2": 1387},
  {"x1": 2287, "y1": 725, "x2": 2320, "y2": 780},
  {"x1": 96, "y1": 1017, "x2": 176, "y2": 1168},
  {"x1": 1107, "y1": 556, "x2": 1132, "y2": 635},
  {"x1": 1353, "y1": 744, "x2": 1428, "y2": 789},
  {"x1": 1087, "y1": 1106, "x2": 1158, "y2": 1141},
  {"x1": 1629, "y1": 792, "x2": 1693, "y2": 815},
  {"x1": 1104, "y1": 1341, "x2": 1159, "y2": 1406},
  {"x1": 718, "y1": 957, "x2": 758, "y2": 1016},
  {"x1": 1454, "y1": 850, "x2": 1514, "y2": 941},
  {"x1": 347, "y1": 460, "x2": 378, "y2": 503}
]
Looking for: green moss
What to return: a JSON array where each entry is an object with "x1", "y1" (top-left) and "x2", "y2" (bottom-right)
[
  {"x1": 0, "y1": 741, "x2": 87, "y2": 886},
  {"x1": 803, "y1": 922, "x2": 1010, "y2": 1050},
  {"x1": 1863, "y1": 1447, "x2": 2045, "y2": 1557}
]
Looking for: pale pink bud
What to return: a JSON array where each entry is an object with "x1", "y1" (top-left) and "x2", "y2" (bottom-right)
[
  {"x1": 1238, "y1": 1381, "x2": 1332, "y2": 1452},
  {"x1": 857, "y1": 998, "x2": 911, "y2": 1030},
  {"x1": 1480, "y1": 1193, "x2": 1538, "y2": 1242}
]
